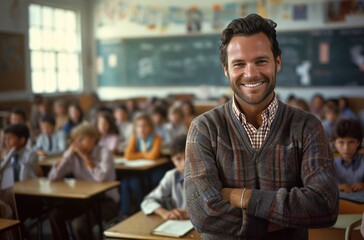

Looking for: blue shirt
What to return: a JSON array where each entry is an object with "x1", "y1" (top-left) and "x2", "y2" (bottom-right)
[{"x1": 334, "y1": 153, "x2": 364, "y2": 185}]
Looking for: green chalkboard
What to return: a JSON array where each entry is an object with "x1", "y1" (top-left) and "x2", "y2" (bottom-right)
[
  {"x1": 97, "y1": 35, "x2": 228, "y2": 87},
  {"x1": 97, "y1": 27, "x2": 364, "y2": 87}
]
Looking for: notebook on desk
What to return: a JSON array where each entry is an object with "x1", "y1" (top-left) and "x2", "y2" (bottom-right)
[
  {"x1": 340, "y1": 191, "x2": 364, "y2": 204},
  {"x1": 114, "y1": 157, "x2": 154, "y2": 168},
  {"x1": 152, "y1": 220, "x2": 194, "y2": 238}
]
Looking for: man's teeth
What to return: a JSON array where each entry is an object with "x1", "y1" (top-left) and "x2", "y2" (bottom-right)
[{"x1": 243, "y1": 82, "x2": 263, "y2": 88}]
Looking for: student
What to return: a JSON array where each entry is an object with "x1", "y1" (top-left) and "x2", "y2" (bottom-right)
[
  {"x1": 1, "y1": 123, "x2": 39, "y2": 181},
  {"x1": 310, "y1": 93, "x2": 325, "y2": 120},
  {"x1": 52, "y1": 99, "x2": 68, "y2": 131},
  {"x1": 165, "y1": 105, "x2": 187, "y2": 142},
  {"x1": 141, "y1": 134, "x2": 188, "y2": 220},
  {"x1": 181, "y1": 100, "x2": 197, "y2": 130},
  {"x1": 34, "y1": 114, "x2": 67, "y2": 158},
  {"x1": 124, "y1": 112, "x2": 162, "y2": 160},
  {"x1": 121, "y1": 113, "x2": 163, "y2": 217},
  {"x1": 96, "y1": 112, "x2": 119, "y2": 153},
  {"x1": 338, "y1": 96, "x2": 357, "y2": 120},
  {"x1": 9, "y1": 108, "x2": 27, "y2": 125},
  {"x1": 48, "y1": 122, "x2": 119, "y2": 240},
  {"x1": 113, "y1": 104, "x2": 133, "y2": 153},
  {"x1": 151, "y1": 105, "x2": 171, "y2": 147},
  {"x1": 62, "y1": 103, "x2": 84, "y2": 136},
  {"x1": 321, "y1": 100, "x2": 340, "y2": 140},
  {"x1": 332, "y1": 119, "x2": 364, "y2": 193}
]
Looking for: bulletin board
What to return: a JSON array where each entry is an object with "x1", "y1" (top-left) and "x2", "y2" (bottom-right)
[{"x1": 0, "y1": 32, "x2": 26, "y2": 91}]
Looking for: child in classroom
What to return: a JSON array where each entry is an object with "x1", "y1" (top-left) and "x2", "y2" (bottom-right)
[
  {"x1": 121, "y1": 112, "x2": 163, "y2": 217},
  {"x1": 96, "y1": 112, "x2": 119, "y2": 153},
  {"x1": 113, "y1": 104, "x2": 133, "y2": 153},
  {"x1": 34, "y1": 114, "x2": 67, "y2": 158},
  {"x1": 62, "y1": 103, "x2": 84, "y2": 136},
  {"x1": 151, "y1": 105, "x2": 171, "y2": 147},
  {"x1": 52, "y1": 99, "x2": 68, "y2": 131},
  {"x1": 1, "y1": 123, "x2": 40, "y2": 181},
  {"x1": 141, "y1": 134, "x2": 188, "y2": 220},
  {"x1": 165, "y1": 105, "x2": 187, "y2": 142},
  {"x1": 332, "y1": 118, "x2": 364, "y2": 193},
  {"x1": 321, "y1": 100, "x2": 340, "y2": 140},
  {"x1": 124, "y1": 112, "x2": 162, "y2": 160},
  {"x1": 181, "y1": 100, "x2": 196, "y2": 130},
  {"x1": 48, "y1": 122, "x2": 119, "y2": 240}
]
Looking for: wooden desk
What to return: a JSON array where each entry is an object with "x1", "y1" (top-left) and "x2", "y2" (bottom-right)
[
  {"x1": 14, "y1": 178, "x2": 119, "y2": 239},
  {"x1": 104, "y1": 211, "x2": 200, "y2": 240},
  {"x1": 0, "y1": 218, "x2": 20, "y2": 233},
  {"x1": 340, "y1": 199, "x2": 364, "y2": 214},
  {"x1": 114, "y1": 158, "x2": 169, "y2": 171},
  {"x1": 38, "y1": 155, "x2": 61, "y2": 176},
  {"x1": 14, "y1": 178, "x2": 119, "y2": 199}
]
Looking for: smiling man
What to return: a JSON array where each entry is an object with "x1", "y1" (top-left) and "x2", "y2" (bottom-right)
[{"x1": 185, "y1": 14, "x2": 339, "y2": 240}]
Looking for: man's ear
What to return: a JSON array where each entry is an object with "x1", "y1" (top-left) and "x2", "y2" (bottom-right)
[
  {"x1": 275, "y1": 55, "x2": 282, "y2": 73},
  {"x1": 222, "y1": 64, "x2": 228, "y2": 78}
]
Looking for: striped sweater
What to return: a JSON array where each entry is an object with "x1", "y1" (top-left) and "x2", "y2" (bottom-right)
[{"x1": 185, "y1": 100, "x2": 339, "y2": 240}]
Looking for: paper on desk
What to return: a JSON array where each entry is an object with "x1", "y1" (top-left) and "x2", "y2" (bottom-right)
[
  {"x1": 152, "y1": 220, "x2": 194, "y2": 237},
  {"x1": 114, "y1": 157, "x2": 154, "y2": 167}
]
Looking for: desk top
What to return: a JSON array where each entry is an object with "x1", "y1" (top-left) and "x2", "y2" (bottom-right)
[
  {"x1": 114, "y1": 158, "x2": 169, "y2": 171},
  {"x1": 0, "y1": 218, "x2": 20, "y2": 233},
  {"x1": 104, "y1": 211, "x2": 200, "y2": 240},
  {"x1": 39, "y1": 155, "x2": 169, "y2": 171},
  {"x1": 14, "y1": 178, "x2": 119, "y2": 199},
  {"x1": 340, "y1": 199, "x2": 364, "y2": 214}
]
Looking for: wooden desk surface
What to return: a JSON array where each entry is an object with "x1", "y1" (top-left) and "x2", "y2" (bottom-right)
[
  {"x1": 104, "y1": 211, "x2": 201, "y2": 240},
  {"x1": 114, "y1": 158, "x2": 169, "y2": 171},
  {"x1": 39, "y1": 156, "x2": 169, "y2": 171},
  {"x1": 14, "y1": 178, "x2": 119, "y2": 199},
  {"x1": 339, "y1": 199, "x2": 364, "y2": 214},
  {"x1": 0, "y1": 219, "x2": 20, "y2": 233}
]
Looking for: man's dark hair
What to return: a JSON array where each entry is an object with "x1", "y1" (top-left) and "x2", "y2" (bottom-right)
[
  {"x1": 220, "y1": 13, "x2": 281, "y2": 68},
  {"x1": 170, "y1": 134, "x2": 187, "y2": 157},
  {"x1": 11, "y1": 108, "x2": 26, "y2": 120},
  {"x1": 333, "y1": 119, "x2": 363, "y2": 149},
  {"x1": 41, "y1": 113, "x2": 56, "y2": 126},
  {"x1": 4, "y1": 123, "x2": 30, "y2": 143}
]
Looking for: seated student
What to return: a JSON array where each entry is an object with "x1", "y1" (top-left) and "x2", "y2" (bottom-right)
[
  {"x1": 141, "y1": 134, "x2": 188, "y2": 220},
  {"x1": 34, "y1": 114, "x2": 67, "y2": 158},
  {"x1": 332, "y1": 119, "x2": 364, "y2": 193},
  {"x1": 1, "y1": 123, "x2": 40, "y2": 182},
  {"x1": 151, "y1": 105, "x2": 171, "y2": 147},
  {"x1": 48, "y1": 122, "x2": 119, "y2": 240},
  {"x1": 8, "y1": 108, "x2": 33, "y2": 149},
  {"x1": 62, "y1": 103, "x2": 84, "y2": 136},
  {"x1": 124, "y1": 112, "x2": 162, "y2": 160},
  {"x1": 181, "y1": 100, "x2": 197, "y2": 130},
  {"x1": 52, "y1": 99, "x2": 68, "y2": 131},
  {"x1": 113, "y1": 104, "x2": 133, "y2": 153},
  {"x1": 121, "y1": 113, "x2": 163, "y2": 217},
  {"x1": 321, "y1": 100, "x2": 340, "y2": 140},
  {"x1": 165, "y1": 105, "x2": 187, "y2": 142},
  {"x1": 310, "y1": 93, "x2": 326, "y2": 120},
  {"x1": 338, "y1": 96, "x2": 357, "y2": 120},
  {"x1": 96, "y1": 112, "x2": 119, "y2": 153}
]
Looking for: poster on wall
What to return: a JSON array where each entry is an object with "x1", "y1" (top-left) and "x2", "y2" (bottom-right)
[{"x1": 0, "y1": 32, "x2": 26, "y2": 91}]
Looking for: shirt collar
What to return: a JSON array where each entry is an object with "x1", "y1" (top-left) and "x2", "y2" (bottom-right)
[
  {"x1": 340, "y1": 152, "x2": 361, "y2": 170},
  {"x1": 232, "y1": 94, "x2": 278, "y2": 125}
]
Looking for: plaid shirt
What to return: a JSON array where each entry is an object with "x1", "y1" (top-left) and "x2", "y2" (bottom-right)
[{"x1": 232, "y1": 95, "x2": 278, "y2": 149}]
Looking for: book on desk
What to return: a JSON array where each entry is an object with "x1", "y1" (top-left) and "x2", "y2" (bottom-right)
[
  {"x1": 152, "y1": 220, "x2": 194, "y2": 238},
  {"x1": 340, "y1": 191, "x2": 364, "y2": 204}
]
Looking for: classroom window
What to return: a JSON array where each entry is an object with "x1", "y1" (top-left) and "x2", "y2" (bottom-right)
[{"x1": 29, "y1": 4, "x2": 82, "y2": 93}]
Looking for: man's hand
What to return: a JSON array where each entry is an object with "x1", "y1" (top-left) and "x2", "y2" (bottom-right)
[
  {"x1": 220, "y1": 188, "x2": 251, "y2": 209},
  {"x1": 37, "y1": 150, "x2": 48, "y2": 157},
  {"x1": 155, "y1": 208, "x2": 188, "y2": 220}
]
